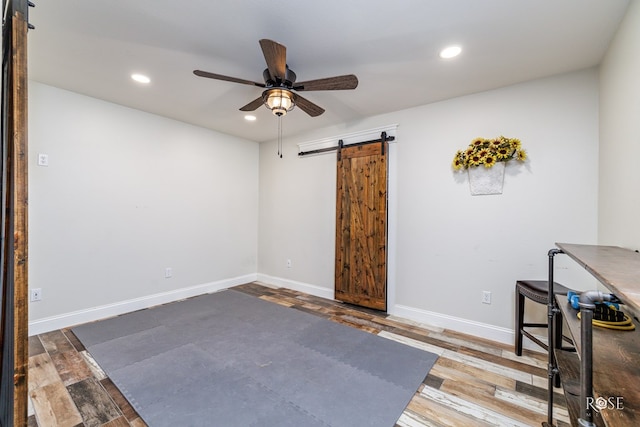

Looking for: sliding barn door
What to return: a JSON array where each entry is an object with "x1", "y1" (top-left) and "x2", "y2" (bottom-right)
[{"x1": 335, "y1": 141, "x2": 388, "y2": 311}]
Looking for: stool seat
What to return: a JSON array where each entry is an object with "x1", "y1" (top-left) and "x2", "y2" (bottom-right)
[
  {"x1": 515, "y1": 280, "x2": 572, "y2": 357},
  {"x1": 516, "y1": 280, "x2": 571, "y2": 305}
]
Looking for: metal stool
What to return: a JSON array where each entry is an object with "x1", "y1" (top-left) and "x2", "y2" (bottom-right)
[{"x1": 515, "y1": 280, "x2": 571, "y2": 356}]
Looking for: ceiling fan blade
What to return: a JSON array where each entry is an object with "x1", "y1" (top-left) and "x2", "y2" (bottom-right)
[
  {"x1": 193, "y1": 70, "x2": 265, "y2": 87},
  {"x1": 259, "y1": 39, "x2": 287, "y2": 81},
  {"x1": 239, "y1": 96, "x2": 264, "y2": 112},
  {"x1": 294, "y1": 93, "x2": 325, "y2": 117},
  {"x1": 294, "y1": 74, "x2": 358, "y2": 91}
]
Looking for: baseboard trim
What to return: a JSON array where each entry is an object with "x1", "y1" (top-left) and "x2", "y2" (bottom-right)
[
  {"x1": 28, "y1": 274, "x2": 257, "y2": 336},
  {"x1": 32, "y1": 273, "x2": 537, "y2": 352},
  {"x1": 256, "y1": 274, "x2": 334, "y2": 300},
  {"x1": 392, "y1": 304, "x2": 521, "y2": 348},
  {"x1": 255, "y1": 275, "x2": 529, "y2": 349}
]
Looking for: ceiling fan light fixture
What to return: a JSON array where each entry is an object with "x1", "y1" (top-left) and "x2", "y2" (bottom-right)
[{"x1": 263, "y1": 89, "x2": 295, "y2": 116}]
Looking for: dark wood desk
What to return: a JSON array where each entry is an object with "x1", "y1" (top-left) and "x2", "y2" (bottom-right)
[{"x1": 549, "y1": 244, "x2": 640, "y2": 426}]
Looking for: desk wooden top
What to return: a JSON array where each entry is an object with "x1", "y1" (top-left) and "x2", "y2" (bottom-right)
[{"x1": 556, "y1": 243, "x2": 640, "y2": 316}]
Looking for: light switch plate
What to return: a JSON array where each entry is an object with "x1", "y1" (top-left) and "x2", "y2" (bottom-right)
[{"x1": 38, "y1": 153, "x2": 49, "y2": 166}]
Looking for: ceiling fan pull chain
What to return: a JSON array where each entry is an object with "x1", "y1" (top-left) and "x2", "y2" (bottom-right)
[{"x1": 277, "y1": 116, "x2": 283, "y2": 158}]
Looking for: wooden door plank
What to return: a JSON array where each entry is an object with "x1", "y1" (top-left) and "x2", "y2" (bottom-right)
[
  {"x1": 350, "y1": 155, "x2": 382, "y2": 283},
  {"x1": 341, "y1": 142, "x2": 384, "y2": 159},
  {"x1": 345, "y1": 159, "x2": 376, "y2": 298}
]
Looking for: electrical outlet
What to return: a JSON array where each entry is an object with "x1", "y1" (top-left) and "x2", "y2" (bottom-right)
[
  {"x1": 30, "y1": 288, "x2": 42, "y2": 302},
  {"x1": 482, "y1": 291, "x2": 491, "y2": 304},
  {"x1": 286, "y1": 259, "x2": 292, "y2": 268},
  {"x1": 165, "y1": 267, "x2": 172, "y2": 278}
]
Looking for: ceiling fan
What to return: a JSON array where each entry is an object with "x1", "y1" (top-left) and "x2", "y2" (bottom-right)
[{"x1": 193, "y1": 39, "x2": 358, "y2": 117}]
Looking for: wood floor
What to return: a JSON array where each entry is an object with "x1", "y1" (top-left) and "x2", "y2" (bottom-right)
[{"x1": 26, "y1": 282, "x2": 569, "y2": 427}]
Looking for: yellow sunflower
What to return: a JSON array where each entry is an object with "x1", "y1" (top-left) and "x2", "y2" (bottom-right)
[
  {"x1": 483, "y1": 155, "x2": 497, "y2": 168},
  {"x1": 508, "y1": 137, "x2": 522, "y2": 150},
  {"x1": 451, "y1": 151, "x2": 466, "y2": 170},
  {"x1": 468, "y1": 154, "x2": 482, "y2": 167},
  {"x1": 496, "y1": 146, "x2": 512, "y2": 159},
  {"x1": 516, "y1": 149, "x2": 527, "y2": 161}
]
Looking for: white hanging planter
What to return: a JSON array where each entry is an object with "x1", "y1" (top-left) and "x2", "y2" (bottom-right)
[{"x1": 468, "y1": 162, "x2": 505, "y2": 195}]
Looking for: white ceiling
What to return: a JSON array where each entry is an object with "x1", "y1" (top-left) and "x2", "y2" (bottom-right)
[{"x1": 27, "y1": 0, "x2": 629, "y2": 143}]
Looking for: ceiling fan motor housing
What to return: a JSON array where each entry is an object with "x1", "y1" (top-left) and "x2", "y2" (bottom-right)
[{"x1": 262, "y1": 66, "x2": 297, "y2": 88}]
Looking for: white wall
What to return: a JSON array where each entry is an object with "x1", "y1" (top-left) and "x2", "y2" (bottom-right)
[
  {"x1": 258, "y1": 69, "x2": 600, "y2": 340},
  {"x1": 28, "y1": 82, "x2": 259, "y2": 333},
  {"x1": 599, "y1": 0, "x2": 640, "y2": 249}
]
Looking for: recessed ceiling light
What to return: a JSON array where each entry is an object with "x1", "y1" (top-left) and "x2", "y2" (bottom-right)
[
  {"x1": 439, "y1": 46, "x2": 462, "y2": 59},
  {"x1": 244, "y1": 115, "x2": 257, "y2": 121},
  {"x1": 131, "y1": 73, "x2": 151, "y2": 84}
]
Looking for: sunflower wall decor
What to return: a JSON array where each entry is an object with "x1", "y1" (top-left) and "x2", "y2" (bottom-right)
[{"x1": 452, "y1": 136, "x2": 527, "y2": 195}]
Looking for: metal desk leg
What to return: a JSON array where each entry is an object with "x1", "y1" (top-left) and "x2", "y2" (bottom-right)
[
  {"x1": 578, "y1": 306, "x2": 595, "y2": 427},
  {"x1": 576, "y1": 290, "x2": 620, "y2": 426},
  {"x1": 544, "y1": 249, "x2": 563, "y2": 427}
]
